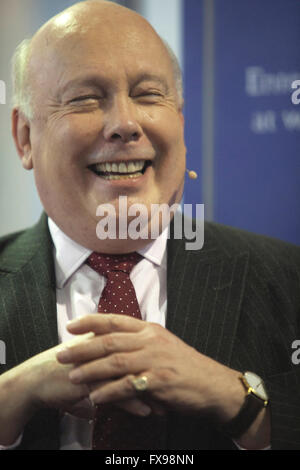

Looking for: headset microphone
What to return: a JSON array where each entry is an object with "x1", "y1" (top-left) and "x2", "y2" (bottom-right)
[{"x1": 186, "y1": 169, "x2": 198, "y2": 180}]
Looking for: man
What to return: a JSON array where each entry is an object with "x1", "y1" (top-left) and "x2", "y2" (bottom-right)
[{"x1": 0, "y1": 0, "x2": 299, "y2": 450}]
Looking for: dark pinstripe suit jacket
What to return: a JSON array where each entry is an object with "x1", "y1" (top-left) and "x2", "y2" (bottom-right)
[{"x1": 0, "y1": 213, "x2": 300, "y2": 450}]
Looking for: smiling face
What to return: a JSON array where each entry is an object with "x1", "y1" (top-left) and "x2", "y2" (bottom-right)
[{"x1": 14, "y1": 2, "x2": 186, "y2": 253}]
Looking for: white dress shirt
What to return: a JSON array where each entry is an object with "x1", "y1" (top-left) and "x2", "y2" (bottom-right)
[{"x1": 51, "y1": 218, "x2": 168, "y2": 450}]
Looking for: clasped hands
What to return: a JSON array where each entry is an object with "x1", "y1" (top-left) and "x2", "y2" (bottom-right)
[
  {"x1": 55, "y1": 313, "x2": 244, "y2": 423},
  {"x1": 0, "y1": 313, "x2": 267, "y2": 449}
]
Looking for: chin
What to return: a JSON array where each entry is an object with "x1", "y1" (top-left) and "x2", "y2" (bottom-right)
[
  {"x1": 89, "y1": 236, "x2": 156, "y2": 254},
  {"x1": 81, "y1": 216, "x2": 166, "y2": 253}
]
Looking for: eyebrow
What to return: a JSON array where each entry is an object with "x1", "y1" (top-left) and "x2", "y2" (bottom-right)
[
  {"x1": 131, "y1": 73, "x2": 170, "y2": 92},
  {"x1": 60, "y1": 75, "x2": 110, "y2": 93},
  {"x1": 61, "y1": 72, "x2": 170, "y2": 94}
]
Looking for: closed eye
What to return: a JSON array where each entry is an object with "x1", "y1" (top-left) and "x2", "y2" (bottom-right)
[
  {"x1": 133, "y1": 91, "x2": 164, "y2": 103},
  {"x1": 69, "y1": 95, "x2": 103, "y2": 103},
  {"x1": 136, "y1": 91, "x2": 163, "y2": 97}
]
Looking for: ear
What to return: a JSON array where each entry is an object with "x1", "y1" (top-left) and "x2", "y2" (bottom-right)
[
  {"x1": 11, "y1": 108, "x2": 33, "y2": 170},
  {"x1": 177, "y1": 99, "x2": 185, "y2": 126},
  {"x1": 178, "y1": 109, "x2": 187, "y2": 154},
  {"x1": 179, "y1": 110, "x2": 185, "y2": 127}
]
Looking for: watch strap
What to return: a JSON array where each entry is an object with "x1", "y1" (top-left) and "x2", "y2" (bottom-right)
[{"x1": 220, "y1": 381, "x2": 267, "y2": 439}]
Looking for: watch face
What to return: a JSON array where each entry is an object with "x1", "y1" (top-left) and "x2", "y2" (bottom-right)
[{"x1": 244, "y1": 372, "x2": 268, "y2": 401}]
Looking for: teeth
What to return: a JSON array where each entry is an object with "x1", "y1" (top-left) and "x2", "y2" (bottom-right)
[
  {"x1": 94, "y1": 160, "x2": 146, "y2": 174},
  {"x1": 119, "y1": 162, "x2": 127, "y2": 173},
  {"x1": 127, "y1": 162, "x2": 136, "y2": 173},
  {"x1": 101, "y1": 173, "x2": 143, "y2": 180}
]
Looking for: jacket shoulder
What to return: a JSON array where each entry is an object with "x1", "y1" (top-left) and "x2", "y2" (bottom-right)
[
  {"x1": 0, "y1": 214, "x2": 51, "y2": 273},
  {"x1": 204, "y1": 221, "x2": 300, "y2": 264},
  {"x1": 0, "y1": 228, "x2": 30, "y2": 265},
  {"x1": 0, "y1": 228, "x2": 28, "y2": 251}
]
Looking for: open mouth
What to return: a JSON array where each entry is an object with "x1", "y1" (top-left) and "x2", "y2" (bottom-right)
[{"x1": 88, "y1": 160, "x2": 152, "y2": 180}]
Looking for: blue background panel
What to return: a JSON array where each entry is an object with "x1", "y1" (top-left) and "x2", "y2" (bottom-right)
[
  {"x1": 184, "y1": 0, "x2": 300, "y2": 245},
  {"x1": 214, "y1": 0, "x2": 300, "y2": 244},
  {"x1": 183, "y1": 0, "x2": 203, "y2": 207}
]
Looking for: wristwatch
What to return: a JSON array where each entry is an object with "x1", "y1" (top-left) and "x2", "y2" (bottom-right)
[{"x1": 220, "y1": 371, "x2": 269, "y2": 439}]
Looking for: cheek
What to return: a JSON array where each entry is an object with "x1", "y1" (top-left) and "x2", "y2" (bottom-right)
[
  {"x1": 30, "y1": 114, "x2": 101, "y2": 201},
  {"x1": 52, "y1": 113, "x2": 102, "y2": 161},
  {"x1": 155, "y1": 116, "x2": 186, "y2": 173},
  {"x1": 150, "y1": 108, "x2": 185, "y2": 157},
  {"x1": 34, "y1": 112, "x2": 102, "y2": 169},
  {"x1": 159, "y1": 114, "x2": 186, "y2": 197}
]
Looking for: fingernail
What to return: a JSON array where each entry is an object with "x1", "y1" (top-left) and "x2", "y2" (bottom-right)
[
  {"x1": 89, "y1": 391, "x2": 100, "y2": 403},
  {"x1": 56, "y1": 348, "x2": 71, "y2": 362},
  {"x1": 139, "y1": 405, "x2": 152, "y2": 416},
  {"x1": 67, "y1": 332, "x2": 95, "y2": 346},
  {"x1": 67, "y1": 318, "x2": 81, "y2": 328},
  {"x1": 69, "y1": 369, "x2": 83, "y2": 383},
  {"x1": 89, "y1": 397, "x2": 95, "y2": 407}
]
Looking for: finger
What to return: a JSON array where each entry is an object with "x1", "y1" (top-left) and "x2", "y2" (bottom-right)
[
  {"x1": 62, "y1": 398, "x2": 95, "y2": 420},
  {"x1": 89, "y1": 374, "x2": 147, "y2": 404},
  {"x1": 88, "y1": 380, "x2": 152, "y2": 417},
  {"x1": 56, "y1": 332, "x2": 143, "y2": 364},
  {"x1": 56, "y1": 332, "x2": 95, "y2": 352},
  {"x1": 115, "y1": 398, "x2": 152, "y2": 417},
  {"x1": 145, "y1": 400, "x2": 166, "y2": 417},
  {"x1": 68, "y1": 350, "x2": 149, "y2": 384},
  {"x1": 88, "y1": 377, "x2": 166, "y2": 417},
  {"x1": 67, "y1": 314, "x2": 144, "y2": 336}
]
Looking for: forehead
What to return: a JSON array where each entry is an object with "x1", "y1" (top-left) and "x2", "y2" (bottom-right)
[{"x1": 30, "y1": 19, "x2": 174, "y2": 92}]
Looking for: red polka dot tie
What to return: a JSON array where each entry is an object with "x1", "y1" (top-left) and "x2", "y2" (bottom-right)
[
  {"x1": 87, "y1": 251, "x2": 143, "y2": 319},
  {"x1": 86, "y1": 252, "x2": 165, "y2": 450}
]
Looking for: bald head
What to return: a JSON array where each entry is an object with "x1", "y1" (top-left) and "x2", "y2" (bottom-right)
[
  {"x1": 11, "y1": 0, "x2": 183, "y2": 119},
  {"x1": 33, "y1": 1, "x2": 150, "y2": 46}
]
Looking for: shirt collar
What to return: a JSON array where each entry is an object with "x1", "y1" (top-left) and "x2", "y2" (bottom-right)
[{"x1": 48, "y1": 217, "x2": 168, "y2": 289}]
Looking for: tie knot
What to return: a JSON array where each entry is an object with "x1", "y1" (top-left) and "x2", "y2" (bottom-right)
[{"x1": 86, "y1": 252, "x2": 142, "y2": 277}]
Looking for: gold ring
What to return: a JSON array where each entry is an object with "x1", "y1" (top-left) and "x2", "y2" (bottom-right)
[{"x1": 131, "y1": 375, "x2": 148, "y2": 392}]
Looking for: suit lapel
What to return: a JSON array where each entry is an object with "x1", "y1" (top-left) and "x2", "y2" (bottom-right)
[
  {"x1": 166, "y1": 221, "x2": 250, "y2": 366},
  {"x1": 0, "y1": 213, "x2": 58, "y2": 368}
]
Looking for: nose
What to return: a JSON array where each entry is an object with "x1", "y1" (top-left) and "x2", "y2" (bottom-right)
[{"x1": 103, "y1": 96, "x2": 143, "y2": 143}]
